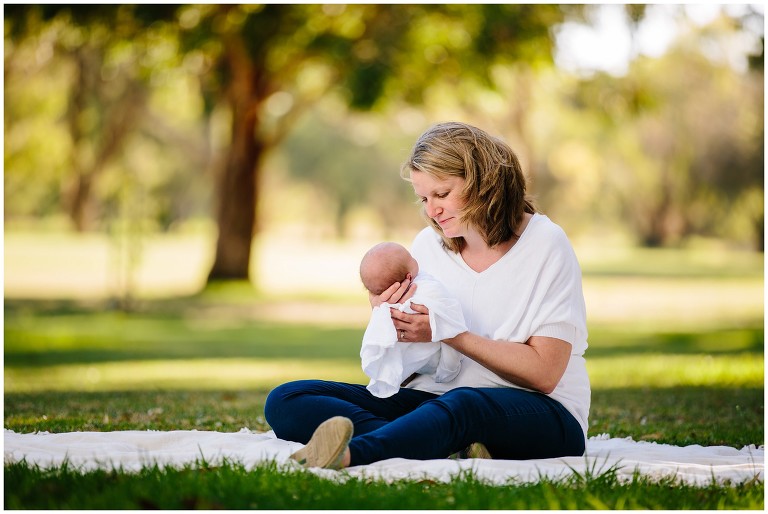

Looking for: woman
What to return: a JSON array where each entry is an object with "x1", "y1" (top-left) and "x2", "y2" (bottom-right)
[{"x1": 265, "y1": 122, "x2": 590, "y2": 469}]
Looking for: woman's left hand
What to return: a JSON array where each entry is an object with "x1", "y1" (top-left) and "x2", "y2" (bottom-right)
[
  {"x1": 391, "y1": 303, "x2": 432, "y2": 343},
  {"x1": 369, "y1": 276, "x2": 416, "y2": 308}
]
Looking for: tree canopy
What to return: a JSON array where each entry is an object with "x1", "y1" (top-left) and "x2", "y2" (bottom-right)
[{"x1": 5, "y1": 4, "x2": 764, "y2": 289}]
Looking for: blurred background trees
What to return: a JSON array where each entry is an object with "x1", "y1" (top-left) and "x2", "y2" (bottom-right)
[
  {"x1": 538, "y1": 7, "x2": 764, "y2": 248},
  {"x1": 5, "y1": 4, "x2": 764, "y2": 289}
]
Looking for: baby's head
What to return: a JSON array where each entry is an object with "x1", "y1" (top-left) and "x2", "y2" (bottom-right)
[{"x1": 359, "y1": 242, "x2": 419, "y2": 296}]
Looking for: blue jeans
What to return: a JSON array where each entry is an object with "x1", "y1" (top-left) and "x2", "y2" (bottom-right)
[{"x1": 264, "y1": 380, "x2": 585, "y2": 465}]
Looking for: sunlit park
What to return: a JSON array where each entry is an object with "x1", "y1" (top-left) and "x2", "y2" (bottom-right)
[{"x1": 4, "y1": 3, "x2": 765, "y2": 510}]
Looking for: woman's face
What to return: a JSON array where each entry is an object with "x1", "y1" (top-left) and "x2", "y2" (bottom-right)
[{"x1": 410, "y1": 171, "x2": 467, "y2": 239}]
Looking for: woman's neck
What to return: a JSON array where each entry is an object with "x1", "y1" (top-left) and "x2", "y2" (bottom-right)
[{"x1": 460, "y1": 213, "x2": 533, "y2": 272}]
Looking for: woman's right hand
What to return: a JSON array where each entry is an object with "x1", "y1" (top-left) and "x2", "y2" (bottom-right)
[{"x1": 369, "y1": 275, "x2": 417, "y2": 308}]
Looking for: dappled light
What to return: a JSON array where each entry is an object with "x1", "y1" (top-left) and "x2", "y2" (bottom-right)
[
  {"x1": 4, "y1": 5, "x2": 764, "y2": 469},
  {"x1": 5, "y1": 4, "x2": 763, "y2": 254},
  {"x1": 5, "y1": 358, "x2": 367, "y2": 393}
]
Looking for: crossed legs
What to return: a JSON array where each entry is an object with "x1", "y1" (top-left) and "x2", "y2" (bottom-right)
[{"x1": 264, "y1": 379, "x2": 585, "y2": 467}]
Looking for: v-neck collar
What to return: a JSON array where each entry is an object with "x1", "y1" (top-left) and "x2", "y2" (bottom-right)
[{"x1": 447, "y1": 213, "x2": 540, "y2": 276}]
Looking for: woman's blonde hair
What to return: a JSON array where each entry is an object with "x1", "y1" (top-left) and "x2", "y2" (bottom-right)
[{"x1": 400, "y1": 122, "x2": 536, "y2": 252}]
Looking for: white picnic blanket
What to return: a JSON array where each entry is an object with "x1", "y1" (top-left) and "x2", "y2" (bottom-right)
[{"x1": 4, "y1": 429, "x2": 763, "y2": 486}]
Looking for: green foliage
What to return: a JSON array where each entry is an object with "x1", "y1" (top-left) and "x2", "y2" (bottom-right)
[
  {"x1": 4, "y1": 5, "x2": 561, "y2": 229},
  {"x1": 537, "y1": 11, "x2": 764, "y2": 248},
  {"x1": 277, "y1": 111, "x2": 419, "y2": 237},
  {"x1": 5, "y1": 4, "x2": 211, "y2": 232},
  {"x1": 5, "y1": 4, "x2": 764, "y2": 258}
]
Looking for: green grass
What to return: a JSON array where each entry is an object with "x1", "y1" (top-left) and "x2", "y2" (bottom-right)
[
  {"x1": 577, "y1": 243, "x2": 764, "y2": 279},
  {"x1": 590, "y1": 386, "x2": 763, "y2": 447},
  {"x1": 4, "y1": 390, "x2": 272, "y2": 434},
  {"x1": 3, "y1": 243, "x2": 765, "y2": 509},
  {"x1": 4, "y1": 459, "x2": 763, "y2": 510},
  {"x1": 4, "y1": 385, "x2": 763, "y2": 450},
  {"x1": 5, "y1": 301, "x2": 762, "y2": 393}
]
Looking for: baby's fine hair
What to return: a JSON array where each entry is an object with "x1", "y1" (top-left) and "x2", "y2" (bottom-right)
[
  {"x1": 401, "y1": 121, "x2": 536, "y2": 253},
  {"x1": 359, "y1": 242, "x2": 412, "y2": 296}
]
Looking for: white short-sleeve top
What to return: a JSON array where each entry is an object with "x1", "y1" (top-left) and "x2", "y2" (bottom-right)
[{"x1": 405, "y1": 213, "x2": 591, "y2": 436}]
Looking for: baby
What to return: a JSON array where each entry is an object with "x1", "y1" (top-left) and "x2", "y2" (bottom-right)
[{"x1": 359, "y1": 242, "x2": 467, "y2": 398}]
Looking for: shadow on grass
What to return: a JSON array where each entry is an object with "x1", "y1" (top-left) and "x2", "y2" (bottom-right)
[
  {"x1": 6, "y1": 297, "x2": 762, "y2": 367},
  {"x1": 5, "y1": 297, "x2": 365, "y2": 367},
  {"x1": 586, "y1": 326, "x2": 764, "y2": 358}
]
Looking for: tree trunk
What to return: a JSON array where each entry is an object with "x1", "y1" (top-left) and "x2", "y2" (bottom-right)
[
  {"x1": 207, "y1": 112, "x2": 263, "y2": 280},
  {"x1": 66, "y1": 47, "x2": 92, "y2": 232},
  {"x1": 69, "y1": 174, "x2": 94, "y2": 232},
  {"x1": 207, "y1": 36, "x2": 265, "y2": 282},
  {"x1": 66, "y1": 45, "x2": 147, "y2": 232}
]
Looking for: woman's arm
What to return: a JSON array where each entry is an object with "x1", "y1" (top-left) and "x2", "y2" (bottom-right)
[
  {"x1": 444, "y1": 332, "x2": 571, "y2": 394},
  {"x1": 390, "y1": 304, "x2": 571, "y2": 394}
]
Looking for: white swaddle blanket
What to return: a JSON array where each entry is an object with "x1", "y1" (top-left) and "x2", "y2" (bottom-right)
[
  {"x1": 5, "y1": 429, "x2": 762, "y2": 486},
  {"x1": 360, "y1": 272, "x2": 467, "y2": 398}
]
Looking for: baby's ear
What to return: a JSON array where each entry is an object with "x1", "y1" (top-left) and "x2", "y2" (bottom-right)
[{"x1": 406, "y1": 273, "x2": 412, "y2": 280}]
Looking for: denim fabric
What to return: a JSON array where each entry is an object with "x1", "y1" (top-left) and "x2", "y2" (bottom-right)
[{"x1": 264, "y1": 379, "x2": 585, "y2": 466}]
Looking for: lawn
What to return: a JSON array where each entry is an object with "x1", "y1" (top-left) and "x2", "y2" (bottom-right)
[{"x1": 4, "y1": 234, "x2": 765, "y2": 509}]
